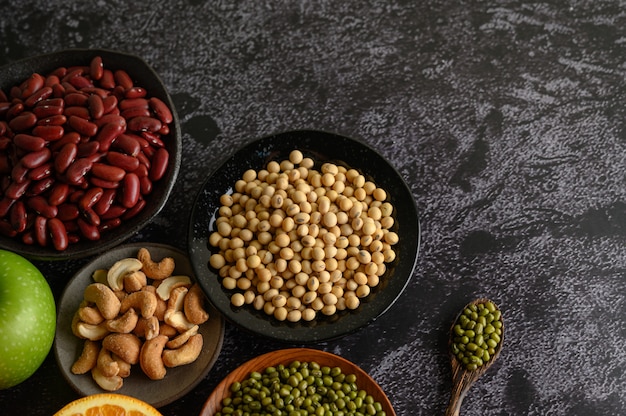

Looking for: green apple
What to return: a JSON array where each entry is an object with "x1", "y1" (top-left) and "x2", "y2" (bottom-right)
[{"x1": 0, "y1": 249, "x2": 56, "y2": 389}]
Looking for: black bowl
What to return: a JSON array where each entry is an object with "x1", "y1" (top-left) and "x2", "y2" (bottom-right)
[
  {"x1": 188, "y1": 130, "x2": 420, "y2": 343},
  {"x1": 0, "y1": 49, "x2": 181, "y2": 261}
]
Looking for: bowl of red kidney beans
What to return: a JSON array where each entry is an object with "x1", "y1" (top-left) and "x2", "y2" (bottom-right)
[{"x1": 0, "y1": 49, "x2": 181, "y2": 260}]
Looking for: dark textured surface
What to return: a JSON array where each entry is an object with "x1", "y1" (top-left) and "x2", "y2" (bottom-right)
[{"x1": 0, "y1": 1, "x2": 624, "y2": 415}]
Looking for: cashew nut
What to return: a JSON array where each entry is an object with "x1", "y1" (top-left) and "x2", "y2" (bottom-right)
[
  {"x1": 120, "y1": 290, "x2": 158, "y2": 318},
  {"x1": 142, "y1": 285, "x2": 167, "y2": 320},
  {"x1": 159, "y1": 323, "x2": 178, "y2": 338},
  {"x1": 134, "y1": 316, "x2": 160, "y2": 340},
  {"x1": 184, "y1": 283, "x2": 209, "y2": 325},
  {"x1": 163, "y1": 333, "x2": 203, "y2": 368},
  {"x1": 107, "y1": 257, "x2": 143, "y2": 291},
  {"x1": 71, "y1": 340, "x2": 100, "y2": 375},
  {"x1": 91, "y1": 366, "x2": 123, "y2": 391},
  {"x1": 102, "y1": 333, "x2": 142, "y2": 365},
  {"x1": 106, "y1": 307, "x2": 139, "y2": 333},
  {"x1": 163, "y1": 286, "x2": 196, "y2": 332},
  {"x1": 155, "y1": 275, "x2": 192, "y2": 301},
  {"x1": 137, "y1": 247, "x2": 176, "y2": 280},
  {"x1": 83, "y1": 283, "x2": 121, "y2": 320},
  {"x1": 140, "y1": 334, "x2": 168, "y2": 380},
  {"x1": 166, "y1": 325, "x2": 199, "y2": 349},
  {"x1": 112, "y1": 354, "x2": 132, "y2": 378},
  {"x1": 78, "y1": 304, "x2": 105, "y2": 325},
  {"x1": 123, "y1": 270, "x2": 147, "y2": 292},
  {"x1": 76, "y1": 321, "x2": 110, "y2": 341},
  {"x1": 92, "y1": 268, "x2": 108, "y2": 284},
  {"x1": 97, "y1": 347, "x2": 120, "y2": 377}
]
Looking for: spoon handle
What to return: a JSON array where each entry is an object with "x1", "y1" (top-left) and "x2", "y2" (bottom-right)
[{"x1": 444, "y1": 361, "x2": 477, "y2": 416}]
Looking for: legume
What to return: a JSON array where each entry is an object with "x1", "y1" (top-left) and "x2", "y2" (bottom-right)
[
  {"x1": 208, "y1": 150, "x2": 398, "y2": 322},
  {"x1": 450, "y1": 300, "x2": 503, "y2": 371},
  {"x1": 0, "y1": 56, "x2": 174, "y2": 250},
  {"x1": 215, "y1": 360, "x2": 387, "y2": 416}
]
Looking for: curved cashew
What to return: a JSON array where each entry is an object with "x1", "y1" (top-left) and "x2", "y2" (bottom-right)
[
  {"x1": 164, "y1": 286, "x2": 195, "y2": 332},
  {"x1": 71, "y1": 340, "x2": 100, "y2": 375},
  {"x1": 120, "y1": 290, "x2": 158, "y2": 318},
  {"x1": 102, "y1": 333, "x2": 142, "y2": 365},
  {"x1": 78, "y1": 304, "x2": 105, "y2": 325},
  {"x1": 124, "y1": 270, "x2": 147, "y2": 292},
  {"x1": 166, "y1": 325, "x2": 199, "y2": 349},
  {"x1": 76, "y1": 321, "x2": 110, "y2": 341},
  {"x1": 159, "y1": 323, "x2": 178, "y2": 338},
  {"x1": 107, "y1": 257, "x2": 143, "y2": 291},
  {"x1": 142, "y1": 285, "x2": 167, "y2": 320},
  {"x1": 112, "y1": 354, "x2": 132, "y2": 378},
  {"x1": 97, "y1": 347, "x2": 120, "y2": 377},
  {"x1": 163, "y1": 333, "x2": 203, "y2": 368},
  {"x1": 140, "y1": 334, "x2": 168, "y2": 380},
  {"x1": 106, "y1": 307, "x2": 139, "y2": 333},
  {"x1": 184, "y1": 283, "x2": 210, "y2": 325},
  {"x1": 84, "y1": 283, "x2": 121, "y2": 320},
  {"x1": 156, "y1": 275, "x2": 192, "y2": 301},
  {"x1": 134, "y1": 316, "x2": 160, "y2": 340},
  {"x1": 138, "y1": 247, "x2": 176, "y2": 280},
  {"x1": 91, "y1": 366, "x2": 123, "y2": 391}
]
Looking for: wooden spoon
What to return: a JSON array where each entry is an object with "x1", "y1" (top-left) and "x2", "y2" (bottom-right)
[{"x1": 445, "y1": 298, "x2": 504, "y2": 416}]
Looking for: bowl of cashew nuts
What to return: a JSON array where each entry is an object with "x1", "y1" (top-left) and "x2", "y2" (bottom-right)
[{"x1": 54, "y1": 242, "x2": 225, "y2": 408}]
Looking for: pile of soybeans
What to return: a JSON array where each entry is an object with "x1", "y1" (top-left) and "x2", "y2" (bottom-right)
[{"x1": 208, "y1": 150, "x2": 398, "y2": 323}]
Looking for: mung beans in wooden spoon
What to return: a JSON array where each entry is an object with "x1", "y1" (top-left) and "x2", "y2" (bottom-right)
[{"x1": 445, "y1": 298, "x2": 504, "y2": 416}]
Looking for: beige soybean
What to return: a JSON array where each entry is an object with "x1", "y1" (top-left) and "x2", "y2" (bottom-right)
[{"x1": 208, "y1": 151, "x2": 399, "y2": 322}]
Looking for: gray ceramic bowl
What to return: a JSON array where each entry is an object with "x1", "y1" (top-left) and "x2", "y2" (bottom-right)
[
  {"x1": 54, "y1": 243, "x2": 225, "y2": 408},
  {"x1": 0, "y1": 49, "x2": 181, "y2": 260}
]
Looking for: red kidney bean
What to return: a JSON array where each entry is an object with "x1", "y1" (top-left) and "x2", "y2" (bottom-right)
[
  {"x1": 120, "y1": 107, "x2": 151, "y2": 120},
  {"x1": 106, "y1": 151, "x2": 140, "y2": 171},
  {"x1": 114, "y1": 70, "x2": 134, "y2": 90},
  {"x1": 95, "y1": 122, "x2": 125, "y2": 151},
  {"x1": 37, "y1": 97, "x2": 65, "y2": 108},
  {"x1": 94, "y1": 113, "x2": 126, "y2": 128},
  {"x1": 24, "y1": 86, "x2": 53, "y2": 108},
  {"x1": 128, "y1": 116, "x2": 161, "y2": 133},
  {"x1": 32, "y1": 125, "x2": 64, "y2": 141},
  {"x1": 93, "y1": 188, "x2": 116, "y2": 216},
  {"x1": 0, "y1": 102, "x2": 11, "y2": 118},
  {"x1": 11, "y1": 162, "x2": 30, "y2": 183},
  {"x1": 81, "y1": 206, "x2": 101, "y2": 226},
  {"x1": 54, "y1": 142, "x2": 78, "y2": 173},
  {"x1": 68, "y1": 115, "x2": 98, "y2": 137},
  {"x1": 9, "y1": 201, "x2": 27, "y2": 232},
  {"x1": 82, "y1": 87, "x2": 109, "y2": 99},
  {"x1": 64, "y1": 92, "x2": 88, "y2": 106},
  {"x1": 90, "y1": 56, "x2": 104, "y2": 80},
  {"x1": 52, "y1": 83, "x2": 66, "y2": 98},
  {"x1": 37, "y1": 114, "x2": 67, "y2": 126},
  {"x1": 33, "y1": 105, "x2": 62, "y2": 119},
  {"x1": 5, "y1": 180, "x2": 31, "y2": 199},
  {"x1": 125, "y1": 87, "x2": 147, "y2": 99},
  {"x1": 133, "y1": 163, "x2": 149, "y2": 178},
  {"x1": 112, "y1": 133, "x2": 141, "y2": 156},
  {"x1": 65, "y1": 157, "x2": 93, "y2": 185},
  {"x1": 92, "y1": 162, "x2": 125, "y2": 182},
  {"x1": 119, "y1": 98, "x2": 148, "y2": 110},
  {"x1": 88, "y1": 94, "x2": 104, "y2": 119},
  {"x1": 77, "y1": 141, "x2": 100, "y2": 158},
  {"x1": 121, "y1": 198, "x2": 146, "y2": 220},
  {"x1": 57, "y1": 203, "x2": 80, "y2": 221},
  {"x1": 28, "y1": 177, "x2": 54, "y2": 196},
  {"x1": 27, "y1": 162, "x2": 53, "y2": 181},
  {"x1": 100, "y1": 69, "x2": 115, "y2": 89},
  {"x1": 101, "y1": 95, "x2": 118, "y2": 114},
  {"x1": 69, "y1": 75, "x2": 93, "y2": 89},
  {"x1": 139, "y1": 175, "x2": 152, "y2": 195},
  {"x1": 48, "y1": 182, "x2": 70, "y2": 206},
  {"x1": 21, "y1": 147, "x2": 51, "y2": 169},
  {"x1": 141, "y1": 131, "x2": 165, "y2": 148},
  {"x1": 21, "y1": 73, "x2": 45, "y2": 98},
  {"x1": 47, "y1": 217, "x2": 68, "y2": 251},
  {"x1": 6, "y1": 102, "x2": 24, "y2": 119},
  {"x1": 149, "y1": 148, "x2": 169, "y2": 181},
  {"x1": 79, "y1": 187, "x2": 103, "y2": 210},
  {"x1": 149, "y1": 97, "x2": 174, "y2": 124},
  {"x1": 100, "y1": 204, "x2": 126, "y2": 220},
  {"x1": 27, "y1": 195, "x2": 58, "y2": 218},
  {"x1": 98, "y1": 217, "x2": 121, "y2": 232},
  {"x1": 45, "y1": 74, "x2": 60, "y2": 87},
  {"x1": 34, "y1": 215, "x2": 48, "y2": 246},
  {"x1": 8, "y1": 111, "x2": 37, "y2": 131},
  {"x1": 77, "y1": 217, "x2": 100, "y2": 240},
  {"x1": 90, "y1": 177, "x2": 120, "y2": 189},
  {"x1": 121, "y1": 172, "x2": 140, "y2": 208},
  {"x1": 64, "y1": 106, "x2": 90, "y2": 119},
  {"x1": 14, "y1": 134, "x2": 46, "y2": 152},
  {"x1": 0, "y1": 219, "x2": 18, "y2": 237}
]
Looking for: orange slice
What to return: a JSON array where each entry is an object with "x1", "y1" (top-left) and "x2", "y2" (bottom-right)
[{"x1": 54, "y1": 393, "x2": 162, "y2": 416}]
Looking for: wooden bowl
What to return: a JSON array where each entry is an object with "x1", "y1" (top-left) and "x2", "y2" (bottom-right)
[{"x1": 200, "y1": 348, "x2": 396, "y2": 416}]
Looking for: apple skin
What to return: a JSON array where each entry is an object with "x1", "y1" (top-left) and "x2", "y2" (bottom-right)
[{"x1": 0, "y1": 249, "x2": 56, "y2": 389}]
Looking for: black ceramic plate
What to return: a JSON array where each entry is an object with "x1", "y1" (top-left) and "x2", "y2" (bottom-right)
[
  {"x1": 54, "y1": 243, "x2": 225, "y2": 408},
  {"x1": 0, "y1": 49, "x2": 181, "y2": 261},
  {"x1": 188, "y1": 130, "x2": 420, "y2": 343}
]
